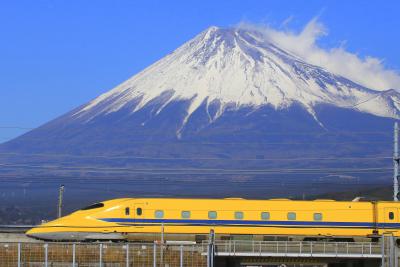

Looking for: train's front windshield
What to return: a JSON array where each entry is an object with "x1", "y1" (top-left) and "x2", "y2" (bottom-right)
[{"x1": 80, "y1": 202, "x2": 104, "y2": 210}]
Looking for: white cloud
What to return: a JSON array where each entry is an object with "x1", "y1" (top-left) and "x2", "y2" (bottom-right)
[{"x1": 237, "y1": 18, "x2": 400, "y2": 91}]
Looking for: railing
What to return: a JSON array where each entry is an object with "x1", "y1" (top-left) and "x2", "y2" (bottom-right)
[
  {"x1": 0, "y1": 225, "x2": 35, "y2": 233},
  {"x1": 0, "y1": 242, "x2": 207, "y2": 267},
  {"x1": 0, "y1": 240, "x2": 388, "y2": 266},
  {"x1": 203, "y1": 240, "x2": 382, "y2": 258}
]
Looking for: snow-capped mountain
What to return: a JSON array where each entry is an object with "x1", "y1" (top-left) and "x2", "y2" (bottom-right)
[
  {"x1": 73, "y1": 26, "x2": 400, "y2": 135},
  {"x1": 0, "y1": 26, "x2": 396, "y2": 196}
]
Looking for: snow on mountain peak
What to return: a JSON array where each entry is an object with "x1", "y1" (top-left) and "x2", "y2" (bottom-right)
[{"x1": 74, "y1": 26, "x2": 400, "y2": 127}]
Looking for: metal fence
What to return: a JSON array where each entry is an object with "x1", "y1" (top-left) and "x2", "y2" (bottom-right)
[
  {"x1": 0, "y1": 242, "x2": 207, "y2": 267},
  {"x1": 203, "y1": 240, "x2": 383, "y2": 258},
  {"x1": 0, "y1": 240, "x2": 393, "y2": 267}
]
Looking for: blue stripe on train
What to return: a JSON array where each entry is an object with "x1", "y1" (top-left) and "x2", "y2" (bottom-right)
[{"x1": 98, "y1": 218, "x2": 400, "y2": 228}]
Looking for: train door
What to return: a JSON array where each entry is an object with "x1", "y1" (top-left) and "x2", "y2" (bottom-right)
[{"x1": 384, "y1": 208, "x2": 398, "y2": 226}]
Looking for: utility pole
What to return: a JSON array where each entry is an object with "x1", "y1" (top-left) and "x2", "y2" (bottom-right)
[
  {"x1": 58, "y1": 185, "x2": 65, "y2": 218},
  {"x1": 160, "y1": 223, "x2": 164, "y2": 266},
  {"x1": 207, "y1": 229, "x2": 215, "y2": 267},
  {"x1": 394, "y1": 122, "x2": 399, "y2": 201}
]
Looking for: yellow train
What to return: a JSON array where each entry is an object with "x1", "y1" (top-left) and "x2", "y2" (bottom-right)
[{"x1": 26, "y1": 198, "x2": 400, "y2": 242}]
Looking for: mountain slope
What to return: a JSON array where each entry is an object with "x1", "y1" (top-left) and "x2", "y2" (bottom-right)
[
  {"x1": 71, "y1": 26, "x2": 400, "y2": 133},
  {"x1": 0, "y1": 26, "x2": 396, "y2": 198}
]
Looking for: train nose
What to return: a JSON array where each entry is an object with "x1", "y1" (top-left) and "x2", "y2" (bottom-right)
[
  {"x1": 26, "y1": 219, "x2": 72, "y2": 241},
  {"x1": 26, "y1": 227, "x2": 38, "y2": 236},
  {"x1": 26, "y1": 227, "x2": 54, "y2": 240},
  {"x1": 26, "y1": 227, "x2": 81, "y2": 241},
  {"x1": 26, "y1": 227, "x2": 48, "y2": 240}
]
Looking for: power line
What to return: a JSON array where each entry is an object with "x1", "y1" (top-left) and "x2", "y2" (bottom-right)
[
  {"x1": 0, "y1": 178, "x2": 391, "y2": 187},
  {"x1": 0, "y1": 90, "x2": 394, "y2": 138},
  {"x1": 342, "y1": 90, "x2": 390, "y2": 109},
  {"x1": 0, "y1": 151, "x2": 391, "y2": 162},
  {"x1": 0, "y1": 126, "x2": 34, "y2": 130},
  {"x1": 0, "y1": 140, "x2": 392, "y2": 148},
  {"x1": 0, "y1": 171, "x2": 391, "y2": 181},
  {"x1": 0, "y1": 162, "x2": 391, "y2": 171},
  {"x1": 0, "y1": 125, "x2": 393, "y2": 134},
  {"x1": 0, "y1": 140, "x2": 392, "y2": 145},
  {"x1": 338, "y1": 89, "x2": 399, "y2": 109},
  {"x1": 0, "y1": 125, "x2": 394, "y2": 138},
  {"x1": 0, "y1": 140, "x2": 391, "y2": 149}
]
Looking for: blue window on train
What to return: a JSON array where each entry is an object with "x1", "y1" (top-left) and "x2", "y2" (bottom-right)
[
  {"x1": 287, "y1": 212, "x2": 296, "y2": 220},
  {"x1": 234, "y1": 211, "x2": 244, "y2": 220},
  {"x1": 136, "y1": 208, "x2": 142, "y2": 216},
  {"x1": 261, "y1": 212, "x2": 270, "y2": 220},
  {"x1": 208, "y1": 211, "x2": 217, "y2": 219},
  {"x1": 389, "y1": 212, "x2": 394, "y2": 220},
  {"x1": 125, "y1": 207, "x2": 130, "y2": 216},
  {"x1": 313, "y1": 213, "x2": 322, "y2": 221},
  {"x1": 155, "y1": 210, "x2": 164, "y2": 218},
  {"x1": 181, "y1": 211, "x2": 191, "y2": 218}
]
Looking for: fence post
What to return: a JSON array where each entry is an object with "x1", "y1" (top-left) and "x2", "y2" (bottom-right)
[
  {"x1": 180, "y1": 245, "x2": 183, "y2": 267},
  {"x1": 99, "y1": 243, "x2": 103, "y2": 267},
  {"x1": 390, "y1": 235, "x2": 396, "y2": 267},
  {"x1": 395, "y1": 236, "x2": 399, "y2": 267},
  {"x1": 382, "y1": 235, "x2": 385, "y2": 267},
  {"x1": 160, "y1": 223, "x2": 164, "y2": 267},
  {"x1": 44, "y1": 243, "x2": 48, "y2": 267},
  {"x1": 72, "y1": 243, "x2": 76, "y2": 267},
  {"x1": 207, "y1": 245, "x2": 210, "y2": 267},
  {"x1": 153, "y1": 243, "x2": 156, "y2": 267},
  {"x1": 126, "y1": 243, "x2": 129, "y2": 267},
  {"x1": 335, "y1": 242, "x2": 338, "y2": 256},
  {"x1": 17, "y1": 243, "x2": 21, "y2": 267},
  {"x1": 285, "y1": 241, "x2": 288, "y2": 255}
]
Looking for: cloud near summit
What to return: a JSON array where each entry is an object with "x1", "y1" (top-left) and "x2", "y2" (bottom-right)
[{"x1": 237, "y1": 18, "x2": 400, "y2": 91}]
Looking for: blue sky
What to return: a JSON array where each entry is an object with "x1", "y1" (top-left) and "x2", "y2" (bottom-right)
[{"x1": 0, "y1": 0, "x2": 399, "y2": 142}]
